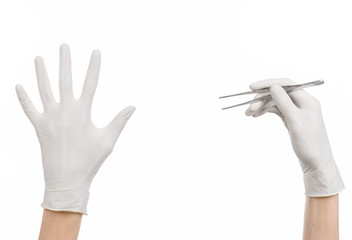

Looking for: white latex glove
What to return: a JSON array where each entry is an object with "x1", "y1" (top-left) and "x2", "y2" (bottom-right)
[
  {"x1": 16, "y1": 44, "x2": 136, "y2": 214},
  {"x1": 245, "y1": 78, "x2": 344, "y2": 197}
]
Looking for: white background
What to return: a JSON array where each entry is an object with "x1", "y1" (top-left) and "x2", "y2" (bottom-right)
[{"x1": 1, "y1": 0, "x2": 352, "y2": 239}]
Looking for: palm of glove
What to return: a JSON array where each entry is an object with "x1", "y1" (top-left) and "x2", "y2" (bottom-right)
[{"x1": 36, "y1": 101, "x2": 114, "y2": 190}]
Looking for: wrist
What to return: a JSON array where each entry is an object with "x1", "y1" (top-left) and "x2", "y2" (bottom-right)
[
  {"x1": 303, "y1": 159, "x2": 345, "y2": 197},
  {"x1": 42, "y1": 184, "x2": 90, "y2": 214}
]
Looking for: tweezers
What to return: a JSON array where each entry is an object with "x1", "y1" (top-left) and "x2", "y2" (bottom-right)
[{"x1": 219, "y1": 80, "x2": 324, "y2": 110}]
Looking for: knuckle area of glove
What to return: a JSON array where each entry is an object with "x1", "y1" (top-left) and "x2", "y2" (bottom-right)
[{"x1": 309, "y1": 97, "x2": 321, "y2": 109}]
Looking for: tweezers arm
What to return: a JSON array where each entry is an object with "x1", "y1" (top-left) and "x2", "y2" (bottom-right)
[
  {"x1": 222, "y1": 94, "x2": 272, "y2": 110},
  {"x1": 282, "y1": 80, "x2": 324, "y2": 92},
  {"x1": 219, "y1": 88, "x2": 269, "y2": 99}
]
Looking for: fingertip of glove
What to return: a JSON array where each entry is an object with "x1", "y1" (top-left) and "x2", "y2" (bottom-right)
[
  {"x1": 128, "y1": 106, "x2": 136, "y2": 115},
  {"x1": 244, "y1": 108, "x2": 253, "y2": 116},
  {"x1": 60, "y1": 43, "x2": 70, "y2": 51},
  {"x1": 249, "y1": 79, "x2": 266, "y2": 90},
  {"x1": 34, "y1": 56, "x2": 43, "y2": 64},
  {"x1": 92, "y1": 49, "x2": 101, "y2": 57},
  {"x1": 15, "y1": 84, "x2": 23, "y2": 96},
  {"x1": 122, "y1": 106, "x2": 136, "y2": 119},
  {"x1": 252, "y1": 112, "x2": 261, "y2": 118},
  {"x1": 126, "y1": 105, "x2": 136, "y2": 112}
]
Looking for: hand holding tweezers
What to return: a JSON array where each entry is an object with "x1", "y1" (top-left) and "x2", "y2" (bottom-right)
[{"x1": 219, "y1": 80, "x2": 324, "y2": 110}]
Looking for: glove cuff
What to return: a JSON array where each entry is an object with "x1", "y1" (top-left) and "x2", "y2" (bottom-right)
[
  {"x1": 303, "y1": 159, "x2": 345, "y2": 197},
  {"x1": 41, "y1": 186, "x2": 90, "y2": 214}
]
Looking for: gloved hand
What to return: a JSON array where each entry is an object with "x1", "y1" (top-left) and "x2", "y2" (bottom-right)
[
  {"x1": 245, "y1": 78, "x2": 344, "y2": 197},
  {"x1": 16, "y1": 44, "x2": 136, "y2": 214}
]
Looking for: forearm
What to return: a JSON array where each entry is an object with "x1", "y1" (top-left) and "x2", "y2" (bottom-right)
[
  {"x1": 303, "y1": 194, "x2": 339, "y2": 240},
  {"x1": 39, "y1": 209, "x2": 82, "y2": 240}
]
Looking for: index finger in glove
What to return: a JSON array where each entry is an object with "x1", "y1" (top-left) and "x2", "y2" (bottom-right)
[{"x1": 80, "y1": 49, "x2": 101, "y2": 107}]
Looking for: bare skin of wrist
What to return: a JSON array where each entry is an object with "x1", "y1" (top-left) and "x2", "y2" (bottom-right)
[
  {"x1": 38, "y1": 209, "x2": 82, "y2": 240},
  {"x1": 303, "y1": 194, "x2": 339, "y2": 240}
]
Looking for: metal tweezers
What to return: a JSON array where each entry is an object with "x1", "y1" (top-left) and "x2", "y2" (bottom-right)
[{"x1": 219, "y1": 80, "x2": 324, "y2": 110}]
